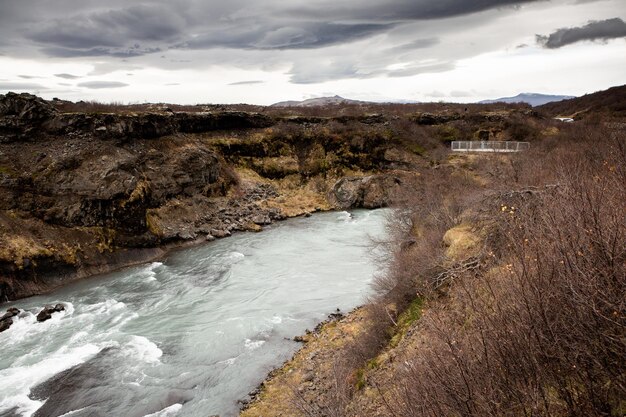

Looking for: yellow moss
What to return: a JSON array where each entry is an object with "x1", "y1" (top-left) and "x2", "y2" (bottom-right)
[
  {"x1": 542, "y1": 126, "x2": 560, "y2": 136},
  {"x1": 59, "y1": 243, "x2": 80, "y2": 265},
  {"x1": 245, "y1": 222, "x2": 263, "y2": 232},
  {"x1": 127, "y1": 180, "x2": 150, "y2": 204},
  {"x1": 0, "y1": 235, "x2": 53, "y2": 268},
  {"x1": 145, "y1": 210, "x2": 163, "y2": 237},
  {"x1": 443, "y1": 224, "x2": 482, "y2": 262},
  {"x1": 244, "y1": 156, "x2": 300, "y2": 177}
]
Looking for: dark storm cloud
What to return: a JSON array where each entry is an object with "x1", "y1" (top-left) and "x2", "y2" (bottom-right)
[
  {"x1": 77, "y1": 81, "x2": 129, "y2": 89},
  {"x1": 178, "y1": 22, "x2": 395, "y2": 50},
  {"x1": 536, "y1": 18, "x2": 626, "y2": 48},
  {"x1": 29, "y1": 4, "x2": 183, "y2": 48},
  {"x1": 54, "y1": 73, "x2": 81, "y2": 79},
  {"x1": 3, "y1": 0, "x2": 541, "y2": 59},
  {"x1": 284, "y1": 0, "x2": 541, "y2": 21},
  {"x1": 0, "y1": 0, "x2": 555, "y2": 87},
  {"x1": 228, "y1": 80, "x2": 265, "y2": 85}
]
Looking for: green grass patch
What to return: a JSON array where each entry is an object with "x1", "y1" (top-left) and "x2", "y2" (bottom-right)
[
  {"x1": 0, "y1": 165, "x2": 17, "y2": 176},
  {"x1": 389, "y1": 297, "x2": 424, "y2": 348}
]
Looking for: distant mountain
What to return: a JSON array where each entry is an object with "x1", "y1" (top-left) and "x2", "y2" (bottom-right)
[
  {"x1": 270, "y1": 95, "x2": 366, "y2": 107},
  {"x1": 479, "y1": 93, "x2": 575, "y2": 107},
  {"x1": 537, "y1": 84, "x2": 626, "y2": 118}
]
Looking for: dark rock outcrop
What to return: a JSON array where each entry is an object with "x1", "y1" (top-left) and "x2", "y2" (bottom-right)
[
  {"x1": 0, "y1": 307, "x2": 20, "y2": 332},
  {"x1": 36, "y1": 304, "x2": 65, "y2": 322},
  {"x1": 414, "y1": 112, "x2": 462, "y2": 125},
  {"x1": 0, "y1": 92, "x2": 274, "y2": 143},
  {"x1": 0, "y1": 317, "x2": 12, "y2": 332},
  {"x1": 328, "y1": 175, "x2": 402, "y2": 209},
  {"x1": 0, "y1": 92, "x2": 58, "y2": 142}
]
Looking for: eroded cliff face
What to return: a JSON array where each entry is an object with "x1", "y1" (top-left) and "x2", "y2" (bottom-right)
[
  {"x1": 0, "y1": 92, "x2": 542, "y2": 300},
  {"x1": 0, "y1": 93, "x2": 419, "y2": 301}
]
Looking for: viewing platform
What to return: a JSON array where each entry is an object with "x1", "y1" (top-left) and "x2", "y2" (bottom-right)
[{"x1": 451, "y1": 141, "x2": 530, "y2": 153}]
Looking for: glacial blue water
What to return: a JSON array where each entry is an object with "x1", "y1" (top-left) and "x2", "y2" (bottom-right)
[{"x1": 0, "y1": 209, "x2": 389, "y2": 417}]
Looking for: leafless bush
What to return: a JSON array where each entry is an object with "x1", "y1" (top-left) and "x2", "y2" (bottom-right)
[{"x1": 389, "y1": 132, "x2": 625, "y2": 417}]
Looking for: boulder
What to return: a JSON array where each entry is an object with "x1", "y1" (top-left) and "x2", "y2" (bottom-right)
[
  {"x1": 251, "y1": 214, "x2": 271, "y2": 225},
  {"x1": 0, "y1": 318, "x2": 13, "y2": 333},
  {"x1": 328, "y1": 175, "x2": 401, "y2": 209},
  {"x1": 36, "y1": 303, "x2": 65, "y2": 323},
  {"x1": 0, "y1": 307, "x2": 20, "y2": 322},
  {"x1": 0, "y1": 307, "x2": 20, "y2": 332},
  {"x1": 210, "y1": 229, "x2": 231, "y2": 238}
]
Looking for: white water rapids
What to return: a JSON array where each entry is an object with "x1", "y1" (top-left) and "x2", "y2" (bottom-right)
[{"x1": 0, "y1": 210, "x2": 390, "y2": 417}]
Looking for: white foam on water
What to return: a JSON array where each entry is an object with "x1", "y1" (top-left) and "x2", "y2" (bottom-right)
[
  {"x1": 143, "y1": 262, "x2": 164, "y2": 282},
  {"x1": 0, "y1": 343, "x2": 101, "y2": 417},
  {"x1": 244, "y1": 339, "x2": 265, "y2": 351},
  {"x1": 83, "y1": 299, "x2": 126, "y2": 315},
  {"x1": 270, "y1": 315, "x2": 282, "y2": 324},
  {"x1": 58, "y1": 407, "x2": 88, "y2": 416},
  {"x1": 0, "y1": 394, "x2": 43, "y2": 417},
  {"x1": 2, "y1": 302, "x2": 74, "y2": 346},
  {"x1": 122, "y1": 336, "x2": 162, "y2": 364},
  {"x1": 219, "y1": 357, "x2": 237, "y2": 366},
  {"x1": 337, "y1": 211, "x2": 352, "y2": 222},
  {"x1": 142, "y1": 403, "x2": 183, "y2": 417},
  {"x1": 227, "y1": 252, "x2": 245, "y2": 262}
]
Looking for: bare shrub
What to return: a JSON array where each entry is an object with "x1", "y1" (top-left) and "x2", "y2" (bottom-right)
[{"x1": 389, "y1": 133, "x2": 625, "y2": 417}]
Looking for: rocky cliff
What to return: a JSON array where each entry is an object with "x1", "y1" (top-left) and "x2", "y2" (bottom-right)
[
  {"x1": 0, "y1": 92, "x2": 541, "y2": 301},
  {"x1": 0, "y1": 93, "x2": 420, "y2": 301}
]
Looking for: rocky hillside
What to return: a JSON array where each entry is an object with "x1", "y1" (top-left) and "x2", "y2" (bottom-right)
[
  {"x1": 537, "y1": 84, "x2": 626, "y2": 118},
  {"x1": 240, "y1": 107, "x2": 626, "y2": 417},
  {"x1": 0, "y1": 92, "x2": 544, "y2": 301}
]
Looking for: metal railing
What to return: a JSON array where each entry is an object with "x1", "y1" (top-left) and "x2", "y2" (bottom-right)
[{"x1": 451, "y1": 141, "x2": 530, "y2": 153}]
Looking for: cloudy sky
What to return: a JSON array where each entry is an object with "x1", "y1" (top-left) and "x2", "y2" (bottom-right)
[{"x1": 0, "y1": 0, "x2": 624, "y2": 104}]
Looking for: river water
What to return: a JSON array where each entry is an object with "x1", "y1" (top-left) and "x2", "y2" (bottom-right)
[{"x1": 0, "y1": 209, "x2": 389, "y2": 417}]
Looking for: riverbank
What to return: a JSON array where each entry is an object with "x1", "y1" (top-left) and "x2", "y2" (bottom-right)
[
  {"x1": 0, "y1": 209, "x2": 391, "y2": 417},
  {"x1": 239, "y1": 306, "x2": 370, "y2": 416}
]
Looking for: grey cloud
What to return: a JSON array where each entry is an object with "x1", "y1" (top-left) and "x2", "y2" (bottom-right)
[
  {"x1": 387, "y1": 62, "x2": 455, "y2": 78},
  {"x1": 178, "y1": 22, "x2": 394, "y2": 50},
  {"x1": 0, "y1": 82, "x2": 48, "y2": 90},
  {"x1": 41, "y1": 46, "x2": 161, "y2": 58},
  {"x1": 28, "y1": 4, "x2": 181, "y2": 57},
  {"x1": 77, "y1": 81, "x2": 129, "y2": 89},
  {"x1": 19, "y1": 75, "x2": 42, "y2": 79},
  {"x1": 54, "y1": 73, "x2": 81, "y2": 79},
  {"x1": 284, "y1": 0, "x2": 541, "y2": 21},
  {"x1": 537, "y1": 18, "x2": 626, "y2": 48},
  {"x1": 289, "y1": 60, "x2": 361, "y2": 84},
  {"x1": 387, "y1": 38, "x2": 440, "y2": 54},
  {"x1": 14, "y1": 0, "x2": 540, "y2": 59},
  {"x1": 228, "y1": 80, "x2": 265, "y2": 85},
  {"x1": 288, "y1": 57, "x2": 454, "y2": 84}
]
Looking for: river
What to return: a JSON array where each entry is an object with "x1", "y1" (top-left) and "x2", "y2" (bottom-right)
[{"x1": 0, "y1": 209, "x2": 389, "y2": 417}]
